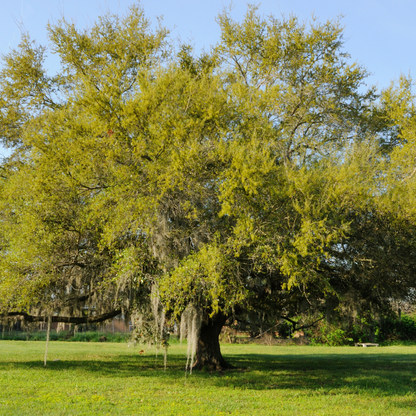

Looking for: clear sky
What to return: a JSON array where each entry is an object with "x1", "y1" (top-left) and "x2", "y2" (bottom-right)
[{"x1": 1, "y1": 0, "x2": 415, "y2": 157}]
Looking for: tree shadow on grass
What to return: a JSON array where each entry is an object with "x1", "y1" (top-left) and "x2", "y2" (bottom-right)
[
  {"x1": 0, "y1": 353, "x2": 194, "y2": 380},
  {"x1": 2, "y1": 351, "x2": 416, "y2": 400},
  {"x1": 221, "y1": 352, "x2": 416, "y2": 398}
]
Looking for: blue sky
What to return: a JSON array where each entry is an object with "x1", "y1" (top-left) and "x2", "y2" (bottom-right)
[{"x1": 1, "y1": 0, "x2": 415, "y2": 156}]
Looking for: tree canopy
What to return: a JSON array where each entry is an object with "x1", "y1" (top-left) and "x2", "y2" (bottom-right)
[{"x1": 1, "y1": 3, "x2": 416, "y2": 370}]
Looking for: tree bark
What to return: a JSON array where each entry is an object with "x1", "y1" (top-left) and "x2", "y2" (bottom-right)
[{"x1": 192, "y1": 312, "x2": 234, "y2": 371}]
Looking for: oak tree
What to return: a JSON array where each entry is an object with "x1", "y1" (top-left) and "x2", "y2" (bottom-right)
[{"x1": 1, "y1": 4, "x2": 415, "y2": 370}]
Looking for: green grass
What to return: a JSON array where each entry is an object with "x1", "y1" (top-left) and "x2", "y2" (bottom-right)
[{"x1": 1, "y1": 341, "x2": 416, "y2": 415}]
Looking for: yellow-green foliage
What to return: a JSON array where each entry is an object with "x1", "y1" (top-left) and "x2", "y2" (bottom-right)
[
  {"x1": 160, "y1": 241, "x2": 248, "y2": 316},
  {"x1": 1, "y1": 4, "x2": 415, "y2": 325}
]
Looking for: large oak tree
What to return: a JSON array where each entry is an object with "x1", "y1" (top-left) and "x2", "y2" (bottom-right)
[{"x1": 1, "y1": 4, "x2": 415, "y2": 370}]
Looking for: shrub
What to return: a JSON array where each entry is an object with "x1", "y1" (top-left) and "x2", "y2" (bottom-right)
[
  {"x1": 308, "y1": 321, "x2": 353, "y2": 346},
  {"x1": 0, "y1": 331, "x2": 130, "y2": 343},
  {"x1": 380, "y1": 315, "x2": 416, "y2": 342}
]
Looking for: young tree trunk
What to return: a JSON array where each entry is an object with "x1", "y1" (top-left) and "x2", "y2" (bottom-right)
[
  {"x1": 192, "y1": 313, "x2": 234, "y2": 371},
  {"x1": 44, "y1": 315, "x2": 51, "y2": 366}
]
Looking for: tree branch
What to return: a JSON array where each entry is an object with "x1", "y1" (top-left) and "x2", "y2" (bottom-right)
[
  {"x1": 403, "y1": 166, "x2": 416, "y2": 182},
  {"x1": 281, "y1": 315, "x2": 325, "y2": 331},
  {"x1": 249, "y1": 316, "x2": 325, "y2": 341},
  {"x1": 63, "y1": 290, "x2": 96, "y2": 306},
  {"x1": 4, "y1": 309, "x2": 122, "y2": 324}
]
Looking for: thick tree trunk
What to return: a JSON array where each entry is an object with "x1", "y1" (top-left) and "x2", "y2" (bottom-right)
[{"x1": 192, "y1": 313, "x2": 234, "y2": 371}]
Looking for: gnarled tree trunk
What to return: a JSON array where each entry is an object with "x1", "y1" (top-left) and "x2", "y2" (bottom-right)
[{"x1": 192, "y1": 312, "x2": 234, "y2": 371}]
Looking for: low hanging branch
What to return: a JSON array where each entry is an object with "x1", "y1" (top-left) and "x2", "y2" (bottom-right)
[
  {"x1": 4, "y1": 309, "x2": 122, "y2": 324},
  {"x1": 247, "y1": 315, "x2": 325, "y2": 342}
]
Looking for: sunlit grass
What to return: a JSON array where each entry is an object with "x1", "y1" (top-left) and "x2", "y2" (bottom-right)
[{"x1": 1, "y1": 341, "x2": 415, "y2": 415}]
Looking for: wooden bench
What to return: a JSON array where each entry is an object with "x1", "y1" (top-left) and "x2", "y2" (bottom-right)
[{"x1": 355, "y1": 342, "x2": 379, "y2": 347}]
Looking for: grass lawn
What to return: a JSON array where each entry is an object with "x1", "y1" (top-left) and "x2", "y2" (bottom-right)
[{"x1": 0, "y1": 341, "x2": 415, "y2": 415}]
